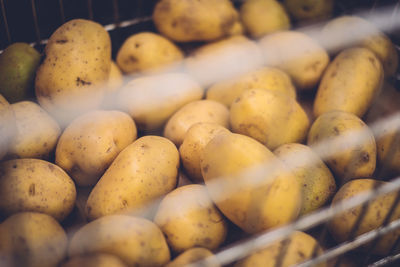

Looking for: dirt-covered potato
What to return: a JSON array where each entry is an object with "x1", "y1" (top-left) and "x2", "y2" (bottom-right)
[
  {"x1": 180, "y1": 123, "x2": 230, "y2": 183},
  {"x1": 307, "y1": 111, "x2": 376, "y2": 185},
  {"x1": 154, "y1": 184, "x2": 228, "y2": 253},
  {"x1": 86, "y1": 136, "x2": 179, "y2": 220},
  {"x1": 314, "y1": 47, "x2": 383, "y2": 118},
  {"x1": 206, "y1": 67, "x2": 296, "y2": 108},
  {"x1": 0, "y1": 94, "x2": 16, "y2": 160},
  {"x1": 61, "y1": 254, "x2": 127, "y2": 267},
  {"x1": 166, "y1": 248, "x2": 220, "y2": 267},
  {"x1": 7, "y1": 101, "x2": 60, "y2": 159},
  {"x1": 35, "y1": 19, "x2": 111, "y2": 125},
  {"x1": 0, "y1": 212, "x2": 68, "y2": 267},
  {"x1": 274, "y1": 143, "x2": 336, "y2": 215},
  {"x1": 240, "y1": 0, "x2": 290, "y2": 38},
  {"x1": 321, "y1": 16, "x2": 398, "y2": 77},
  {"x1": 69, "y1": 215, "x2": 170, "y2": 267},
  {"x1": 259, "y1": 31, "x2": 329, "y2": 90},
  {"x1": 234, "y1": 231, "x2": 326, "y2": 267},
  {"x1": 201, "y1": 131, "x2": 301, "y2": 233},
  {"x1": 0, "y1": 159, "x2": 76, "y2": 221},
  {"x1": 284, "y1": 0, "x2": 333, "y2": 22},
  {"x1": 55, "y1": 110, "x2": 137, "y2": 186},
  {"x1": 117, "y1": 73, "x2": 203, "y2": 131},
  {"x1": 116, "y1": 32, "x2": 183, "y2": 75},
  {"x1": 328, "y1": 179, "x2": 400, "y2": 255},
  {"x1": 153, "y1": 0, "x2": 239, "y2": 42},
  {"x1": 164, "y1": 100, "x2": 230, "y2": 146},
  {"x1": 230, "y1": 89, "x2": 309, "y2": 150}
]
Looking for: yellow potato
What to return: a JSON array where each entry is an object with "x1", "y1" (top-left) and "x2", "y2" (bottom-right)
[
  {"x1": 321, "y1": 16, "x2": 398, "y2": 76},
  {"x1": 117, "y1": 73, "x2": 203, "y2": 131},
  {"x1": 235, "y1": 231, "x2": 326, "y2": 267},
  {"x1": 180, "y1": 122, "x2": 230, "y2": 182},
  {"x1": 259, "y1": 31, "x2": 329, "y2": 90},
  {"x1": 376, "y1": 122, "x2": 400, "y2": 177},
  {"x1": 35, "y1": 19, "x2": 111, "y2": 125},
  {"x1": 228, "y1": 20, "x2": 245, "y2": 36},
  {"x1": 102, "y1": 61, "x2": 124, "y2": 109},
  {"x1": 274, "y1": 143, "x2": 336, "y2": 215},
  {"x1": 86, "y1": 136, "x2": 179, "y2": 220},
  {"x1": 307, "y1": 111, "x2": 376, "y2": 185},
  {"x1": 166, "y1": 248, "x2": 220, "y2": 267},
  {"x1": 61, "y1": 254, "x2": 127, "y2": 267},
  {"x1": 206, "y1": 67, "x2": 296, "y2": 108},
  {"x1": 284, "y1": 0, "x2": 333, "y2": 22},
  {"x1": 69, "y1": 215, "x2": 170, "y2": 267},
  {"x1": 116, "y1": 32, "x2": 183, "y2": 74},
  {"x1": 163, "y1": 100, "x2": 230, "y2": 146},
  {"x1": 55, "y1": 110, "x2": 137, "y2": 186},
  {"x1": 0, "y1": 159, "x2": 76, "y2": 221},
  {"x1": 154, "y1": 184, "x2": 228, "y2": 253},
  {"x1": 240, "y1": 0, "x2": 290, "y2": 38},
  {"x1": 153, "y1": 0, "x2": 239, "y2": 42},
  {"x1": 230, "y1": 89, "x2": 309, "y2": 150},
  {"x1": 0, "y1": 94, "x2": 16, "y2": 160},
  {"x1": 328, "y1": 179, "x2": 400, "y2": 255},
  {"x1": 0, "y1": 212, "x2": 67, "y2": 267},
  {"x1": 201, "y1": 131, "x2": 301, "y2": 233},
  {"x1": 7, "y1": 101, "x2": 60, "y2": 159},
  {"x1": 314, "y1": 47, "x2": 383, "y2": 118}
]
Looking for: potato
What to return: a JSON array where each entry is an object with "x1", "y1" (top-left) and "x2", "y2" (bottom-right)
[
  {"x1": 117, "y1": 73, "x2": 203, "y2": 131},
  {"x1": 206, "y1": 67, "x2": 296, "y2": 108},
  {"x1": 0, "y1": 94, "x2": 16, "y2": 160},
  {"x1": 328, "y1": 179, "x2": 400, "y2": 255},
  {"x1": 153, "y1": 0, "x2": 239, "y2": 42},
  {"x1": 116, "y1": 32, "x2": 183, "y2": 75},
  {"x1": 228, "y1": 20, "x2": 245, "y2": 36},
  {"x1": 0, "y1": 159, "x2": 76, "y2": 221},
  {"x1": 321, "y1": 16, "x2": 398, "y2": 77},
  {"x1": 55, "y1": 110, "x2": 137, "y2": 186},
  {"x1": 274, "y1": 143, "x2": 336, "y2": 215},
  {"x1": 86, "y1": 136, "x2": 179, "y2": 220},
  {"x1": 166, "y1": 248, "x2": 220, "y2": 267},
  {"x1": 230, "y1": 89, "x2": 309, "y2": 150},
  {"x1": 365, "y1": 82, "x2": 400, "y2": 124},
  {"x1": 240, "y1": 0, "x2": 290, "y2": 38},
  {"x1": 35, "y1": 19, "x2": 111, "y2": 125},
  {"x1": 235, "y1": 231, "x2": 326, "y2": 267},
  {"x1": 284, "y1": 0, "x2": 333, "y2": 22},
  {"x1": 164, "y1": 100, "x2": 230, "y2": 146},
  {"x1": 185, "y1": 35, "x2": 263, "y2": 87},
  {"x1": 69, "y1": 215, "x2": 170, "y2": 267},
  {"x1": 154, "y1": 184, "x2": 228, "y2": 253},
  {"x1": 0, "y1": 212, "x2": 67, "y2": 267},
  {"x1": 7, "y1": 101, "x2": 60, "y2": 159},
  {"x1": 375, "y1": 122, "x2": 400, "y2": 177},
  {"x1": 61, "y1": 254, "x2": 127, "y2": 267},
  {"x1": 259, "y1": 31, "x2": 329, "y2": 90},
  {"x1": 307, "y1": 111, "x2": 376, "y2": 185},
  {"x1": 102, "y1": 61, "x2": 124, "y2": 109},
  {"x1": 314, "y1": 48, "x2": 383, "y2": 118},
  {"x1": 180, "y1": 123, "x2": 230, "y2": 183},
  {"x1": 201, "y1": 131, "x2": 301, "y2": 233}
]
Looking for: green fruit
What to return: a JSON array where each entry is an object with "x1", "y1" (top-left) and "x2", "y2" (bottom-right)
[{"x1": 0, "y1": 43, "x2": 41, "y2": 103}]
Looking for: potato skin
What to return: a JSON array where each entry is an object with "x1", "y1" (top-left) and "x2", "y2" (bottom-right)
[
  {"x1": 230, "y1": 89, "x2": 309, "y2": 150},
  {"x1": 55, "y1": 110, "x2": 137, "y2": 186},
  {"x1": 68, "y1": 215, "x2": 170, "y2": 267},
  {"x1": 163, "y1": 100, "x2": 230, "y2": 146},
  {"x1": 8, "y1": 101, "x2": 60, "y2": 159},
  {"x1": 165, "y1": 248, "x2": 220, "y2": 267},
  {"x1": 259, "y1": 31, "x2": 329, "y2": 90},
  {"x1": 86, "y1": 136, "x2": 179, "y2": 220},
  {"x1": 61, "y1": 254, "x2": 127, "y2": 267},
  {"x1": 0, "y1": 212, "x2": 68, "y2": 267},
  {"x1": 0, "y1": 159, "x2": 76, "y2": 221},
  {"x1": 328, "y1": 179, "x2": 400, "y2": 255},
  {"x1": 0, "y1": 94, "x2": 16, "y2": 160},
  {"x1": 117, "y1": 73, "x2": 203, "y2": 131},
  {"x1": 116, "y1": 32, "x2": 183, "y2": 74},
  {"x1": 284, "y1": 0, "x2": 333, "y2": 22},
  {"x1": 307, "y1": 111, "x2": 376, "y2": 185},
  {"x1": 154, "y1": 184, "x2": 228, "y2": 253},
  {"x1": 35, "y1": 19, "x2": 111, "y2": 125},
  {"x1": 274, "y1": 143, "x2": 336, "y2": 215},
  {"x1": 206, "y1": 67, "x2": 296, "y2": 108},
  {"x1": 153, "y1": 0, "x2": 239, "y2": 42},
  {"x1": 201, "y1": 131, "x2": 301, "y2": 233},
  {"x1": 314, "y1": 47, "x2": 383, "y2": 118}
]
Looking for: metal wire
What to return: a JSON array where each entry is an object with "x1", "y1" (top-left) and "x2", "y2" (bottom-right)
[
  {"x1": 30, "y1": 0, "x2": 41, "y2": 46},
  {"x1": 0, "y1": 0, "x2": 11, "y2": 44}
]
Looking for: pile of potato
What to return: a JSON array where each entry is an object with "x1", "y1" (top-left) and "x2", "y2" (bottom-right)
[{"x1": 0, "y1": 0, "x2": 400, "y2": 266}]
